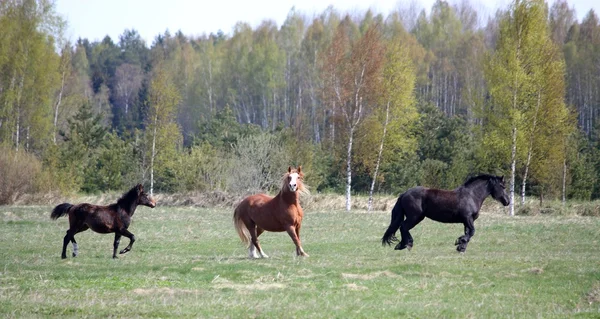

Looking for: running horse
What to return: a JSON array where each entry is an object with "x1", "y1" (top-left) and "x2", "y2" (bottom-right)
[
  {"x1": 233, "y1": 166, "x2": 309, "y2": 258},
  {"x1": 382, "y1": 174, "x2": 509, "y2": 253},
  {"x1": 50, "y1": 184, "x2": 156, "y2": 259}
]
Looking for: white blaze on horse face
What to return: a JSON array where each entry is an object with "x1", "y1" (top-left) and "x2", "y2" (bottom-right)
[{"x1": 289, "y1": 173, "x2": 299, "y2": 192}]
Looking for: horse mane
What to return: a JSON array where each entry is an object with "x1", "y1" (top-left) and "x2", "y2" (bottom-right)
[
  {"x1": 463, "y1": 174, "x2": 497, "y2": 187},
  {"x1": 116, "y1": 184, "x2": 141, "y2": 208}
]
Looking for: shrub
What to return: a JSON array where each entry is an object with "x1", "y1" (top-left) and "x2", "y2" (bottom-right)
[{"x1": 0, "y1": 146, "x2": 42, "y2": 204}]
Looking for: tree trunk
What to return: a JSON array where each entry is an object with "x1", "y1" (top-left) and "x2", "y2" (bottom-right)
[
  {"x1": 562, "y1": 156, "x2": 567, "y2": 205},
  {"x1": 510, "y1": 125, "x2": 517, "y2": 216},
  {"x1": 150, "y1": 113, "x2": 158, "y2": 196},
  {"x1": 521, "y1": 90, "x2": 542, "y2": 206},
  {"x1": 345, "y1": 127, "x2": 354, "y2": 212},
  {"x1": 53, "y1": 69, "x2": 66, "y2": 145},
  {"x1": 368, "y1": 101, "x2": 390, "y2": 212}
]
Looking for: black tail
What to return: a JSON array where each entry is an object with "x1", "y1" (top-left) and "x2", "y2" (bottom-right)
[
  {"x1": 51, "y1": 203, "x2": 73, "y2": 220},
  {"x1": 381, "y1": 193, "x2": 405, "y2": 246}
]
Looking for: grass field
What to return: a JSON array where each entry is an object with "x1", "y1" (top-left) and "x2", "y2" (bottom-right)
[{"x1": 1, "y1": 202, "x2": 599, "y2": 318}]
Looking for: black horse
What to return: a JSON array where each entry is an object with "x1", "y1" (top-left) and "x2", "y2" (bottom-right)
[
  {"x1": 51, "y1": 184, "x2": 156, "y2": 259},
  {"x1": 382, "y1": 174, "x2": 510, "y2": 253}
]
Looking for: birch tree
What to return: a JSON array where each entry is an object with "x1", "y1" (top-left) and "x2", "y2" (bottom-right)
[
  {"x1": 147, "y1": 64, "x2": 181, "y2": 195},
  {"x1": 322, "y1": 19, "x2": 384, "y2": 211},
  {"x1": 366, "y1": 34, "x2": 417, "y2": 211}
]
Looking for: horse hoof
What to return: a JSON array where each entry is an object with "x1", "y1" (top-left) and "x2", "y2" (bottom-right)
[
  {"x1": 72, "y1": 253, "x2": 77, "y2": 257},
  {"x1": 394, "y1": 244, "x2": 407, "y2": 250},
  {"x1": 113, "y1": 256, "x2": 119, "y2": 259},
  {"x1": 61, "y1": 255, "x2": 67, "y2": 259}
]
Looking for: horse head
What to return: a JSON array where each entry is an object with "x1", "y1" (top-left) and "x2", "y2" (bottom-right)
[
  {"x1": 136, "y1": 184, "x2": 157, "y2": 208},
  {"x1": 489, "y1": 176, "x2": 509, "y2": 206},
  {"x1": 286, "y1": 166, "x2": 304, "y2": 192}
]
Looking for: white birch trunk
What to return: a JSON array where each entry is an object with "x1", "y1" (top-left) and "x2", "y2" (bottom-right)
[
  {"x1": 562, "y1": 156, "x2": 567, "y2": 205},
  {"x1": 345, "y1": 127, "x2": 354, "y2": 212},
  {"x1": 368, "y1": 101, "x2": 390, "y2": 212},
  {"x1": 150, "y1": 113, "x2": 158, "y2": 196},
  {"x1": 53, "y1": 70, "x2": 66, "y2": 144},
  {"x1": 521, "y1": 91, "x2": 541, "y2": 206},
  {"x1": 510, "y1": 125, "x2": 517, "y2": 216}
]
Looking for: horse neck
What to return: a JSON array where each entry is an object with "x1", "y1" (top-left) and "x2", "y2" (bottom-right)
[
  {"x1": 118, "y1": 198, "x2": 138, "y2": 216},
  {"x1": 277, "y1": 189, "x2": 299, "y2": 205},
  {"x1": 464, "y1": 179, "x2": 491, "y2": 205}
]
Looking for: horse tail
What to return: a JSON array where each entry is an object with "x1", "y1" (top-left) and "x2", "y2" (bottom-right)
[
  {"x1": 51, "y1": 203, "x2": 73, "y2": 220},
  {"x1": 233, "y1": 206, "x2": 251, "y2": 246},
  {"x1": 381, "y1": 193, "x2": 405, "y2": 246}
]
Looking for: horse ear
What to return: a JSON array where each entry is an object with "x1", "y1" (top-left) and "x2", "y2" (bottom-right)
[
  {"x1": 500, "y1": 175, "x2": 504, "y2": 182},
  {"x1": 137, "y1": 184, "x2": 143, "y2": 192},
  {"x1": 288, "y1": 166, "x2": 292, "y2": 173},
  {"x1": 297, "y1": 165, "x2": 302, "y2": 174}
]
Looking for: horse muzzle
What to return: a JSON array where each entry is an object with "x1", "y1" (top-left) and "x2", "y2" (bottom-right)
[{"x1": 149, "y1": 199, "x2": 157, "y2": 208}]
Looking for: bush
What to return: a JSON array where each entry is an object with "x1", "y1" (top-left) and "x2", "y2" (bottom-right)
[{"x1": 0, "y1": 146, "x2": 42, "y2": 204}]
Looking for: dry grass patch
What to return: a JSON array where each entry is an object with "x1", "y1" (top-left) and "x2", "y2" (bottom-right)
[
  {"x1": 588, "y1": 283, "x2": 600, "y2": 304},
  {"x1": 342, "y1": 270, "x2": 399, "y2": 280}
]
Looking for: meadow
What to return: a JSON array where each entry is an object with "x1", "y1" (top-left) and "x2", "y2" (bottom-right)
[{"x1": 0, "y1": 201, "x2": 599, "y2": 318}]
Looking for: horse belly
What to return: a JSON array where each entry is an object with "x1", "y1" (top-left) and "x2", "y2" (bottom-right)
[
  {"x1": 425, "y1": 209, "x2": 461, "y2": 223},
  {"x1": 250, "y1": 207, "x2": 300, "y2": 232}
]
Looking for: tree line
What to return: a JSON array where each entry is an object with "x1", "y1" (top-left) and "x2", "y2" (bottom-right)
[{"x1": 0, "y1": 0, "x2": 598, "y2": 213}]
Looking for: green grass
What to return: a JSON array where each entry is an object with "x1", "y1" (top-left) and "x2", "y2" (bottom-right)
[{"x1": 1, "y1": 204, "x2": 599, "y2": 318}]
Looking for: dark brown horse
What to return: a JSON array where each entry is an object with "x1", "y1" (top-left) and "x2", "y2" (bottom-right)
[
  {"x1": 51, "y1": 184, "x2": 156, "y2": 259},
  {"x1": 233, "y1": 166, "x2": 309, "y2": 258},
  {"x1": 382, "y1": 174, "x2": 509, "y2": 253}
]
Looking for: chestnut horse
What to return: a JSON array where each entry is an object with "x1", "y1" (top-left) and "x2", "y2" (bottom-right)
[
  {"x1": 382, "y1": 174, "x2": 509, "y2": 253},
  {"x1": 50, "y1": 184, "x2": 156, "y2": 259},
  {"x1": 233, "y1": 166, "x2": 309, "y2": 258}
]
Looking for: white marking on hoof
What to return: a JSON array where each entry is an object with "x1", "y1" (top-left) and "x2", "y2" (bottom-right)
[
  {"x1": 72, "y1": 243, "x2": 79, "y2": 256},
  {"x1": 248, "y1": 245, "x2": 259, "y2": 259}
]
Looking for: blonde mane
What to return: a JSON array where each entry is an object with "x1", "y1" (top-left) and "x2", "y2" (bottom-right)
[{"x1": 281, "y1": 166, "x2": 310, "y2": 196}]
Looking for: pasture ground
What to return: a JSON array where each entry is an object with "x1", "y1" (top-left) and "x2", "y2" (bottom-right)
[{"x1": 0, "y1": 203, "x2": 599, "y2": 318}]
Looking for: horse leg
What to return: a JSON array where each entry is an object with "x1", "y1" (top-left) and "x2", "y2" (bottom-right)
[
  {"x1": 112, "y1": 233, "x2": 122, "y2": 259},
  {"x1": 395, "y1": 215, "x2": 424, "y2": 251},
  {"x1": 118, "y1": 229, "x2": 136, "y2": 255},
  {"x1": 249, "y1": 226, "x2": 268, "y2": 258},
  {"x1": 71, "y1": 225, "x2": 88, "y2": 257},
  {"x1": 61, "y1": 230, "x2": 74, "y2": 259},
  {"x1": 254, "y1": 228, "x2": 269, "y2": 258},
  {"x1": 285, "y1": 225, "x2": 308, "y2": 257},
  {"x1": 456, "y1": 218, "x2": 475, "y2": 253},
  {"x1": 71, "y1": 237, "x2": 78, "y2": 257}
]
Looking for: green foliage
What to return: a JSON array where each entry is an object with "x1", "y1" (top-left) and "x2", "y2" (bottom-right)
[
  {"x1": 229, "y1": 132, "x2": 291, "y2": 194},
  {"x1": 84, "y1": 132, "x2": 137, "y2": 192},
  {"x1": 0, "y1": 1, "x2": 597, "y2": 201},
  {"x1": 177, "y1": 142, "x2": 230, "y2": 192},
  {"x1": 415, "y1": 103, "x2": 475, "y2": 188}
]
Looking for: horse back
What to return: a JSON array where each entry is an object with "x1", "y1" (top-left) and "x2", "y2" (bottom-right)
[
  {"x1": 235, "y1": 193, "x2": 302, "y2": 232},
  {"x1": 70, "y1": 203, "x2": 123, "y2": 233},
  {"x1": 406, "y1": 187, "x2": 463, "y2": 223}
]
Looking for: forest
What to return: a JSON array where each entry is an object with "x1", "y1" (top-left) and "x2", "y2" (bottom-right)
[{"x1": 0, "y1": 0, "x2": 599, "y2": 214}]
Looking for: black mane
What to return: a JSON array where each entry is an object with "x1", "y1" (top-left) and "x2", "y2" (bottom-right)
[
  {"x1": 463, "y1": 174, "x2": 497, "y2": 187},
  {"x1": 116, "y1": 185, "x2": 140, "y2": 208}
]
